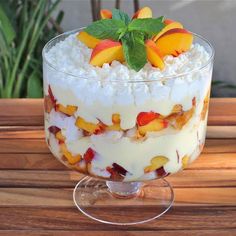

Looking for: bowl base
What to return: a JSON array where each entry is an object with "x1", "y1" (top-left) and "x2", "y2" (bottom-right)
[{"x1": 73, "y1": 177, "x2": 174, "y2": 225}]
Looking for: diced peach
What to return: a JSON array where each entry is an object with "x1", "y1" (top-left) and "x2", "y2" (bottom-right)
[
  {"x1": 44, "y1": 95, "x2": 54, "y2": 113},
  {"x1": 156, "y1": 166, "x2": 169, "y2": 177},
  {"x1": 132, "y1": 6, "x2": 152, "y2": 19},
  {"x1": 48, "y1": 126, "x2": 61, "y2": 135},
  {"x1": 83, "y1": 148, "x2": 95, "y2": 164},
  {"x1": 146, "y1": 39, "x2": 165, "y2": 70},
  {"x1": 201, "y1": 91, "x2": 210, "y2": 120},
  {"x1": 156, "y1": 28, "x2": 193, "y2": 56},
  {"x1": 144, "y1": 156, "x2": 169, "y2": 173},
  {"x1": 106, "y1": 114, "x2": 122, "y2": 131},
  {"x1": 55, "y1": 104, "x2": 77, "y2": 116},
  {"x1": 75, "y1": 117, "x2": 104, "y2": 134},
  {"x1": 100, "y1": 9, "x2": 112, "y2": 19},
  {"x1": 182, "y1": 155, "x2": 190, "y2": 169},
  {"x1": 137, "y1": 111, "x2": 160, "y2": 126},
  {"x1": 55, "y1": 131, "x2": 65, "y2": 143},
  {"x1": 153, "y1": 19, "x2": 183, "y2": 41},
  {"x1": 60, "y1": 143, "x2": 81, "y2": 164},
  {"x1": 76, "y1": 31, "x2": 101, "y2": 49},
  {"x1": 167, "y1": 106, "x2": 195, "y2": 129},
  {"x1": 172, "y1": 104, "x2": 183, "y2": 113},
  {"x1": 90, "y1": 39, "x2": 124, "y2": 67},
  {"x1": 48, "y1": 85, "x2": 56, "y2": 104},
  {"x1": 138, "y1": 118, "x2": 168, "y2": 135}
]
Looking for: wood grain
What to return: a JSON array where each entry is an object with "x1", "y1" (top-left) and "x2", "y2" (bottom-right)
[
  {"x1": 0, "y1": 169, "x2": 235, "y2": 188},
  {"x1": 0, "y1": 187, "x2": 235, "y2": 207},
  {"x1": 0, "y1": 98, "x2": 235, "y2": 235},
  {"x1": 0, "y1": 206, "x2": 235, "y2": 230}
]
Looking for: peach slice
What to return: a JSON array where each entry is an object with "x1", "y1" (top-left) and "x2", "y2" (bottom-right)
[
  {"x1": 44, "y1": 95, "x2": 54, "y2": 113},
  {"x1": 60, "y1": 143, "x2": 81, "y2": 164},
  {"x1": 146, "y1": 39, "x2": 165, "y2": 70},
  {"x1": 90, "y1": 39, "x2": 124, "y2": 67},
  {"x1": 55, "y1": 104, "x2": 77, "y2": 116},
  {"x1": 48, "y1": 126, "x2": 61, "y2": 135},
  {"x1": 144, "y1": 156, "x2": 169, "y2": 173},
  {"x1": 75, "y1": 117, "x2": 104, "y2": 134},
  {"x1": 153, "y1": 18, "x2": 183, "y2": 41},
  {"x1": 182, "y1": 155, "x2": 190, "y2": 169},
  {"x1": 106, "y1": 114, "x2": 122, "y2": 131},
  {"x1": 76, "y1": 31, "x2": 101, "y2": 49},
  {"x1": 138, "y1": 118, "x2": 168, "y2": 136},
  {"x1": 100, "y1": 9, "x2": 112, "y2": 19},
  {"x1": 132, "y1": 6, "x2": 152, "y2": 19},
  {"x1": 156, "y1": 28, "x2": 193, "y2": 57}
]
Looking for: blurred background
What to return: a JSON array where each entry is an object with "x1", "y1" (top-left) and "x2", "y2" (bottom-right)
[{"x1": 0, "y1": 0, "x2": 235, "y2": 98}]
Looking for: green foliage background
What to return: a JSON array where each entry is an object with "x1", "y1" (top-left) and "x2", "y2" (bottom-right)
[{"x1": 0, "y1": 0, "x2": 63, "y2": 98}]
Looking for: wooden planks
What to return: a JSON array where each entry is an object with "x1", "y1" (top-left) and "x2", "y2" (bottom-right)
[
  {"x1": 0, "y1": 98, "x2": 235, "y2": 235},
  {"x1": 0, "y1": 98, "x2": 236, "y2": 126}
]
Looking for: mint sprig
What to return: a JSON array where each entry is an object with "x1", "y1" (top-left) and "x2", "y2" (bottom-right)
[
  {"x1": 84, "y1": 9, "x2": 165, "y2": 71},
  {"x1": 85, "y1": 19, "x2": 126, "y2": 41},
  {"x1": 112, "y1": 8, "x2": 130, "y2": 25}
]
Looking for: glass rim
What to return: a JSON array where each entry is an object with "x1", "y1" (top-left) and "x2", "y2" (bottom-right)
[{"x1": 42, "y1": 27, "x2": 215, "y2": 83}]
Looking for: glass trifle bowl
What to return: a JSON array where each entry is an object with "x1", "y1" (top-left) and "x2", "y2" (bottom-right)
[{"x1": 43, "y1": 25, "x2": 214, "y2": 224}]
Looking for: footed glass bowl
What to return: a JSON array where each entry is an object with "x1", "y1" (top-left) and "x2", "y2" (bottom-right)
[{"x1": 42, "y1": 29, "x2": 214, "y2": 225}]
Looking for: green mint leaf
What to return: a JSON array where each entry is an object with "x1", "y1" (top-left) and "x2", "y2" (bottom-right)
[
  {"x1": 121, "y1": 31, "x2": 147, "y2": 72},
  {"x1": 128, "y1": 16, "x2": 165, "y2": 36},
  {"x1": 112, "y1": 8, "x2": 131, "y2": 25},
  {"x1": 84, "y1": 19, "x2": 126, "y2": 40}
]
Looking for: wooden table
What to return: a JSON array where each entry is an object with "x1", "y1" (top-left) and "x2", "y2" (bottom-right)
[{"x1": 0, "y1": 98, "x2": 236, "y2": 235}]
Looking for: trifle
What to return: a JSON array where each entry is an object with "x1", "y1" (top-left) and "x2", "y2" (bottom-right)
[{"x1": 43, "y1": 6, "x2": 214, "y2": 224}]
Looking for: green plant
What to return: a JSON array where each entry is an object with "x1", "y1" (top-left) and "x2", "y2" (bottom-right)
[{"x1": 0, "y1": 0, "x2": 63, "y2": 98}]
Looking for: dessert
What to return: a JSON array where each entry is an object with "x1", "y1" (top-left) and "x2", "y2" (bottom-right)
[{"x1": 43, "y1": 7, "x2": 213, "y2": 182}]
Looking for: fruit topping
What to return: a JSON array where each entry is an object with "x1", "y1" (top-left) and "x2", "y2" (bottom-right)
[
  {"x1": 44, "y1": 95, "x2": 55, "y2": 113},
  {"x1": 100, "y1": 9, "x2": 112, "y2": 19},
  {"x1": 55, "y1": 104, "x2": 77, "y2": 116},
  {"x1": 76, "y1": 31, "x2": 101, "y2": 49},
  {"x1": 132, "y1": 6, "x2": 152, "y2": 19},
  {"x1": 90, "y1": 39, "x2": 124, "y2": 66},
  {"x1": 144, "y1": 156, "x2": 169, "y2": 173},
  {"x1": 156, "y1": 28, "x2": 193, "y2": 57},
  {"x1": 146, "y1": 39, "x2": 165, "y2": 70},
  {"x1": 153, "y1": 18, "x2": 183, "y2": 41},
  {"x1": 83, "y1": 148, "x2": 95, "y2": 164}
]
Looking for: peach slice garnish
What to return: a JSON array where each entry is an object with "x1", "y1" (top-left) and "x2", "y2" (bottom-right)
[
  {"x1": 201, "y1": 90, "x2": 210, "y2": 120},
  {"x1": 60, "y1": 143, "x2": 81, "y2": 165},
  {"x1": 138, "y1": 118, "x2": 168, "y2": 136},
  {"x1": 144, "y1": 156, "x2": 169, "y2": 173},
  {"x1": 100, "y1": 9, "x2": 112, "y2": 19},
  {"x1": 55, "y1": 104, "x2": 77, "y2": 116},
  {"x1": 146, "y1": 39, "x2": 165, "y2": 70},
  {"x1": 152, "y1": 18, "x2": 183, "y2": 41},
  {"x1": 156, "y1": 28, "x2": 193, "y2": 57},
  {"x1": 75, "y1": 117, "x2": 105, "y2": 135},
  {"x1": 90, "y1": 39, "x2": 124, "y2": 67},
  {"x1": 137, "y1": 111, "x2": 160, "y2": 126},
  {"x1": 132, "y1": 6, "x2": 152, "y2": 19},
  {"x1": 76, "y1": 31, "x2": 101, "y2": 49}
]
